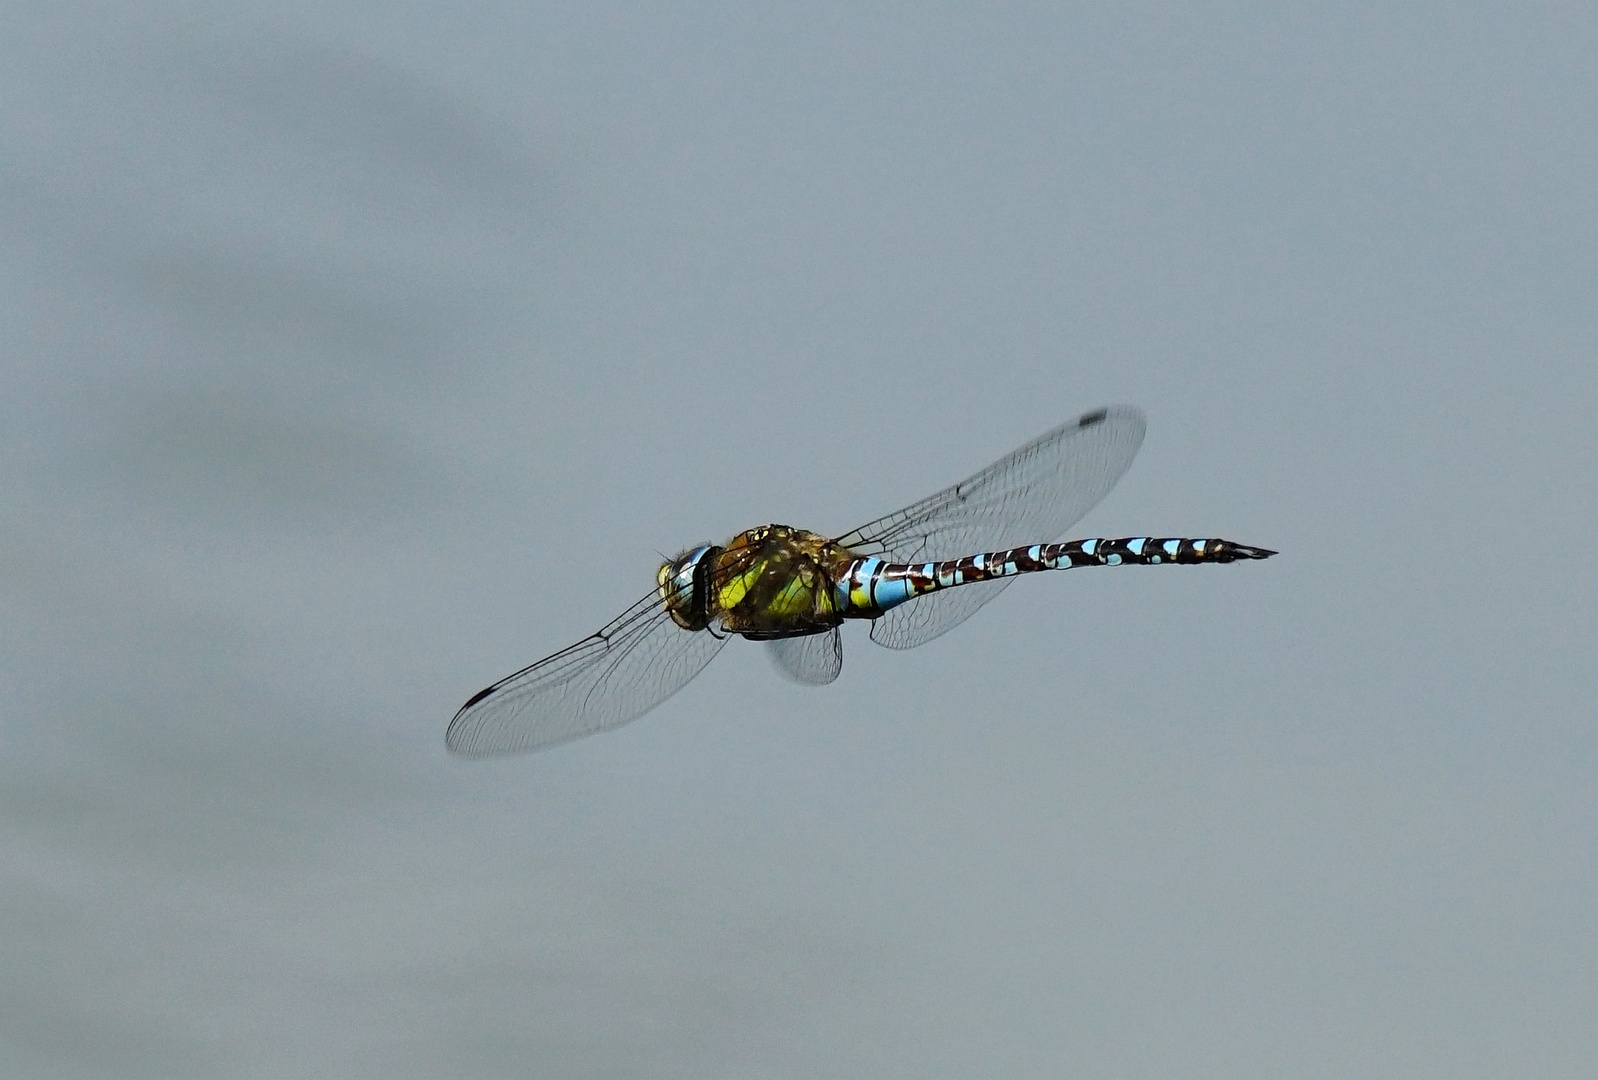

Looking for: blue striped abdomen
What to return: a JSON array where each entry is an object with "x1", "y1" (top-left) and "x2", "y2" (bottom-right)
[{"x1": 834, "y1": 537, "x2": 1274, "y2": 617}]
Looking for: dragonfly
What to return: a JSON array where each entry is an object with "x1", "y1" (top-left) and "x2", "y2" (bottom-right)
[{"x1": 448, "y1": 407, "x2": 1274, "y2": 756}]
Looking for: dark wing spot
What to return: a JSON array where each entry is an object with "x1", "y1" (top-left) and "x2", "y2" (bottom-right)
[
  {"x1": 1078, "y1": 409, "x2": 1108, "y2": 427},
  {"x1": 460, "y1": 684, "x2": 498, "y2": 711}
]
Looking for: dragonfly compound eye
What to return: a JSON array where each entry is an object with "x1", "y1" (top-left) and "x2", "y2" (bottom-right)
[{"x1": 657, "y1": 544, "x2": 720, "y2": 631}]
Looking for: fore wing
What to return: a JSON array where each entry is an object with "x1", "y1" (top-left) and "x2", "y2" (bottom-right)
[
  {"x1": 446, "y1": 589, "x2": 728, "y2": 757},
  {"x1": 833, "y1": 406, "x2": 1146, "y2": 649}
]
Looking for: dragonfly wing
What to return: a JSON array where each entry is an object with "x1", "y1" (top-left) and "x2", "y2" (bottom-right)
[
  {"x1": 765, "y1": 628, "x2": 844, "y2": 685},
  {"x1": 446, "y1": 589, "x2": 728, "y2": 757},
  {"x1": 836, "y1": 406, "x2": 1147, "y2": 650}
]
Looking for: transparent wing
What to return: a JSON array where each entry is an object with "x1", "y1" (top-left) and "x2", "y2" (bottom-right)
[
  {"x1": 833, "y1": 406, "x2": 1146, "y2": 649},
  {"x1": 765, "y1": 628, "x2": 844, "y2": 685},
  {"x1": 446, "y1": 589, "x2": 728, "y2": 757}
]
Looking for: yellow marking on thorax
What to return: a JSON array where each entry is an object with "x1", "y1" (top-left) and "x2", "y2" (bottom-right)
[
  {"x1": 768, "y1": 567, "x2": 830, "y2": 619},
  {"x1": 716, "y1": 559, "x2": 764, "y2": 611}
]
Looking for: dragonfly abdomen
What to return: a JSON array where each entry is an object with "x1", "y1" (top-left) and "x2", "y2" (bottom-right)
[{"x1": 837, "y1": 537, "x2": 1275, "y2": 617}]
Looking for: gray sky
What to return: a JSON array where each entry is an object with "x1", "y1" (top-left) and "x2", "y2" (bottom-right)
[{"x1": 2, "y1": 2, "x2": 1595, "y2": 1077}]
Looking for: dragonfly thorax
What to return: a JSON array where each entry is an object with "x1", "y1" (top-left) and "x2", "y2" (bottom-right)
[
  {"x1": 659, "y1": 525, "x2": 859, "y2": 639},
  {"x1": 714, "y1": 525, "x2": 859, "y2": 639}
]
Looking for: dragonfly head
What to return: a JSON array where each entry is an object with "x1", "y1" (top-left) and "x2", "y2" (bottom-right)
[{"x1": 657, "y1": 544, "x2": 722, "y2": 631}]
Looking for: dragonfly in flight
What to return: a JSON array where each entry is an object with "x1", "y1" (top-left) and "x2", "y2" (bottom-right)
[{"x1": 448, "y1": 407, "x2": 1273, "y2": 756}]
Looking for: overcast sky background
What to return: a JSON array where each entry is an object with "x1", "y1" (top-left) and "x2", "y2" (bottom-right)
[{"x1": 2, "y1": 3, "x2": 1595, "y2": 1077}]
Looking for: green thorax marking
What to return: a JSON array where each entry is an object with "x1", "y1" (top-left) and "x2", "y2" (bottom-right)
[{"x1": 711, "y1": 525, "x2": 858, "y2": 639}]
